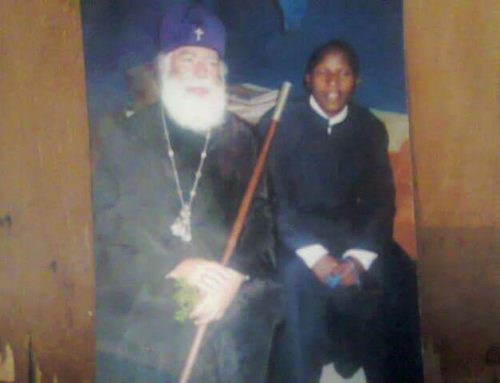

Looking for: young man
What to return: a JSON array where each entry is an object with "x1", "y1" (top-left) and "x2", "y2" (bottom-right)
[
  {"x1": 264, "y1": 40, "x2": 422, "y2": 382},
  {"x1": 93, "y1": 5, "x2": 280, "y2": 382}
]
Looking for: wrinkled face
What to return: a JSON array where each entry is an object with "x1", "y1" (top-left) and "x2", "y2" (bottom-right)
[
  {"x1": 168, "y1": 46, "x2": 222, "y2": 96},
  {"x1": 305, "y1": 50, "x2": 357, "y2": 117}
]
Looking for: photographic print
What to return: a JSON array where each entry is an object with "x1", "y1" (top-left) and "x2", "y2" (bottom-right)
[{"x1": 81, "y1": 1, "x2": 422, "y2": 382}]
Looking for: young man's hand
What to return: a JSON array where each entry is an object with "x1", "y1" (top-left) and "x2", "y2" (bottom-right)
[
  {"x1": 312, "y1": 255, "x2": 365, "y2": 287},
  {"x1": 312, "y1": 255, "x2": 339, "y2": 284},
  {"x1": 330, "y1": 257, "x2": 365, "y2": 287}
]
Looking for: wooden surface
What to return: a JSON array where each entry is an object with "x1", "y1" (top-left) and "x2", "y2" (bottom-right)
[
  {"x1": 0, "y1": 1, "x2": 95, "y2": 382},
  {"x1": 0, "y1": 1, "x2": 497, "y2": 382},
  {"x1": 405, "y1": 1, "x2": 499, "y2": 381},
  {"x1": 405, "y1": 1, "x2": 499, "y2": 228}
]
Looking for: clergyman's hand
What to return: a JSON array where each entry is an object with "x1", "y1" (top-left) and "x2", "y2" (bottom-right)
[
  {"x1": 166, "y1": 257, "x2": 217, "y2": 287},
  {"x1": 166, "y1": 258, "x2": 246, "y2": 325},
  {"x1": 189, "y1": 266, "x2": 246, "y2": 326}
]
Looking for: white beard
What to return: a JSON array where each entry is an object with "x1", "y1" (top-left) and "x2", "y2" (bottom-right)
[{"x1": 160, "y1": 73, "x2": 227, "y2": 133}]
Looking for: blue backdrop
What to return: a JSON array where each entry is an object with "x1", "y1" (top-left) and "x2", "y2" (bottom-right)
[{"x1": 81, "y1": 0, "x2": 407, "y2": 122}]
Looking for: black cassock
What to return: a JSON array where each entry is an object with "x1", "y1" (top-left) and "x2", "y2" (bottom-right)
[
  {"x1": 92, "y1": 102, "x2": 281, "y2": 383},
  {"x1": 262, "y1": 99, "x2": 422, "y2": 382}
]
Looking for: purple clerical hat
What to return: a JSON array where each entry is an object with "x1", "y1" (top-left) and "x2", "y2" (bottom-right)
[{"x1": 159, "y1": 4, "x2": 226, "y2": 57}]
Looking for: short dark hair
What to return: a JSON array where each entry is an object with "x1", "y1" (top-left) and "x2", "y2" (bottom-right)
[{"x1": 305, "y1": 40, "x2": 360, "y2": 77}]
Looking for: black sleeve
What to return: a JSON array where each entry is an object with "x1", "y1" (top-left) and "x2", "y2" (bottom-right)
[
  {"x1": 351, "y1": 116, "x2": 396, "y2": 255},
  {"x1": 260, "y1": 110, "x2": 328, "y2": 255},
  {"x1": 91, "y1": 127, "x2": 124, "y2": 243}
]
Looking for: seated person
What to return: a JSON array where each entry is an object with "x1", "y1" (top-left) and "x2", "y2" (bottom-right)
[
  {"x1": 92, "y1": 5, "x2": 280, "y2": 382},
  {"x1": 262, "y1": 40, "x2": 422, "y2": 383}
]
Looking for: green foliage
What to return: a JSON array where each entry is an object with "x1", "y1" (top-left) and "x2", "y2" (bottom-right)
[{"x1": 172, "y1": 279, "x2": 201, "y2": 323}]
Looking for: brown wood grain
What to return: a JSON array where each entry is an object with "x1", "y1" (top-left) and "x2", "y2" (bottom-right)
[
  {"x1": 0, "y1": 0, "x2": 497, "y2": 381},
  {"x1": 405, "y1": 1, "x2": 499, "y2": 381},
  {"x1": 405, "y1": 1, "x2": 499, "y2": 228},
  {"x1": 0, "y1": 1, "x2": 94, "y2": 382}
]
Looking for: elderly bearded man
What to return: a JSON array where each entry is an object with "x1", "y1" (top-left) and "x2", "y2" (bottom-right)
[{"x1": 92, "y1": 5, "x2": 280, "y2": 383}]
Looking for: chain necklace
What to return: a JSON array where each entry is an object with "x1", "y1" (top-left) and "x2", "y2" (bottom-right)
[{"x1": 160, "y1": 105, "x2": 211, "y2": 242}]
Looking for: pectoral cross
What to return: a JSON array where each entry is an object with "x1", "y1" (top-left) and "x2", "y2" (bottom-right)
[
  {"x1": 171, "y1": 205, "x2": 192, "y2": 242},
  {"x1": 194, "y1": 28, "x2": 204, "y2": 41}
]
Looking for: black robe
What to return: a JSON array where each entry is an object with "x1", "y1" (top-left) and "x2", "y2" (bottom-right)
[
  {"x1": 261, "y1": 99, "x2": 422, "y2": 382},
  {"x1": 263, "y1": 100, "x2": 395, "y2": 268},
  {"x1": 92, "y1": 102, "x2": 281, "y2": 383}
]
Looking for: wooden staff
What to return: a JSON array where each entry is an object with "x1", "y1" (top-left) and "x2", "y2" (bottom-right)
[{"x1": 178, "y1": 81, "x2": 292, "y2": 383}]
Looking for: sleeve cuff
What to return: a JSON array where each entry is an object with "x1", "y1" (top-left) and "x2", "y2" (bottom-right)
[
  {"x1": 342, "y1": 249, "x2": 378, "y2": 271},
  {"x1": 296, "y1": 244, "x2": 329, "y2": 268}
]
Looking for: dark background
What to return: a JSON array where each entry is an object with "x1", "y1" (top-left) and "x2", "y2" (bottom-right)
[{"x1": 81, "y1": 0, "x2": 406, "y2": 123}]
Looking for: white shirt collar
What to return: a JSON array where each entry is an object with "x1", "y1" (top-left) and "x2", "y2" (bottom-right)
[{"x1": 309, "y1": 95, "x2": 349, "y2": 127}]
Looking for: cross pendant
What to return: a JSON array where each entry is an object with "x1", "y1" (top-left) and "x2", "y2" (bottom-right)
[{"x1": 170, "y1": 206, "x2": 192, "y2": 242}]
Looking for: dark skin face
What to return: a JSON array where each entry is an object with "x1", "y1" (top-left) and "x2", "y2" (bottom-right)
[{"x1": 305, "y1": 49, "x2": 358, "y2": 117}]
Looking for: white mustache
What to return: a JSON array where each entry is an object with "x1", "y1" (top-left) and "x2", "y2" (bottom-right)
[{"x1": 177, "y1": 77, "x2": 220, "y2": 93}]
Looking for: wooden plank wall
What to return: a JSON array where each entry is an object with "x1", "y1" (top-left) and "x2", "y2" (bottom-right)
[
  {"x1": 405, "y1": 1, "x2": 499, "y2": 382},
  {"x1": 0, "y1": 1, "x2": 498, "y2": 382},
  {"x1": 0, "y1": 1, "x2": 94, "y2": 382}
]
